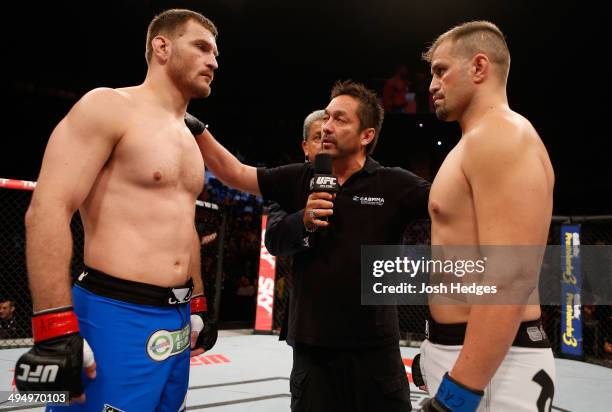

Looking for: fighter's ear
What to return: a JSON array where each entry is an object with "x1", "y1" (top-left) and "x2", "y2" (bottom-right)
[
  {"x1": 151, "y1": 35, "x2": 172, "y2": 63},
  {"x1": 471, "y1": 53, "x2": 490, "y2": 84}
]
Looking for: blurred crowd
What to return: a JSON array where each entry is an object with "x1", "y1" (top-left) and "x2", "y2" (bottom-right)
[{"x1": 199, "y1": 176, "x2": 264, "y2": 325}]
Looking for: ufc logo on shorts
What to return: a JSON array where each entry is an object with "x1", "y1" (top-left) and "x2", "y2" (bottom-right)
[
  {"x1": 316, "y1": 176, "x2": 336, "y2": 185},
  {"x1": 16, "y1": 364, "x2": 59, "y2": 383}
]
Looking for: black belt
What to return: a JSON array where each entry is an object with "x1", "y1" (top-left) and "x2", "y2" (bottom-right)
[
  {"x1": 426, "y1": 317, "x2": 551, "y2": 348},
  {"x1": 75, "y1": 265, "x2": 193, "y2": 306}
]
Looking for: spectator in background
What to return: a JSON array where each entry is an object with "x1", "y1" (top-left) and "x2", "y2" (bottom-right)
[
  {"x1": 383, "y1": 65, "x2": 416, "y2": 113},
  {"x1": 604, "y1": 336, "x2": 612, "y2": 360},
  {"x1": 236, "y1": 275, "x2": 256, "y2": 297},
  {"x1": 235, "y1": 275, "x2": 256, "y2": 321},
  {"x1": 596, "y1": 305, "x2": 612, "y2": 358},
  {"x1": 584, "y1": 305, "x2": 596, "y2": 321},
  {"x1": 0, "y1": 299, "x2": 18, "y2": 339}
]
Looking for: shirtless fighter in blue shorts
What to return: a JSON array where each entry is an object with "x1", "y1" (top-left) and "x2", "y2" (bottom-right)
[{"x1": 15, "y1": 9, "x2": 219, "y2": 411}]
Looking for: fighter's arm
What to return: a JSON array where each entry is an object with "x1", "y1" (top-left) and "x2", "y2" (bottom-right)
[
  {"x1": 25, "y1": 88, "x2": 125, "y2": 312},
  {"x1": 188, "y1": 225, "x2": 218, "y2": 355},
  {"x1": 187, "y1": 116, "x2": 260, "y2": 196},
  {"x1": 449, "y1": 122, "x2": 549, "y2": 390}
]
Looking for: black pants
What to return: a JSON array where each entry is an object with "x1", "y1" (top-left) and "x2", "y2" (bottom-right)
[{"x1": 289, "y1": 344, "x2": 411, "y2": 412}]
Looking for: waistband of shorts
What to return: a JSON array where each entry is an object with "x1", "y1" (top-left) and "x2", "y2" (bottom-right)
[
  {"x1": 75, "y1": 265, "x2": 194, "y2": 306},
  {"x1": 426, "y1": 317, "x2": 551, "y2": 348}
]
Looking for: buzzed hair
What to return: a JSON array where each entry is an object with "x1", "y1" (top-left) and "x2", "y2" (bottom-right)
[
  {"x1": 302, "y1": 110, "x2": 326, "y2": 141},
  {"x1": 145, "y1": 9, "x2": 218, "y2": 64},
  {"x1": 331, "y1": 80, "x2": 384, "y2": 155},
  {"x1": 423, "y1": 21, "x2": 510, "y2": 82}
]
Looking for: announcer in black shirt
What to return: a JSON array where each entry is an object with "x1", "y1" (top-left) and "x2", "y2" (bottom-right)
[{"x1": 190, "y1": 80, "x2": 430, "y2": 412}]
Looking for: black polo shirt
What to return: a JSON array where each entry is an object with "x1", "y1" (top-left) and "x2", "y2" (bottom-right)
[{"x1": 257, "y1": 157, "x2": 430, "y2": 348}]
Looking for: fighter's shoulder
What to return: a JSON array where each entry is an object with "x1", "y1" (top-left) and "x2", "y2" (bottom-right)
[
  {"x1": 65, "y1": 88, "x2": 130, "y2": 137},
  {"x1": 76, "y1": 87, "x2": 131, "y2": 109},
  {"x1": 69, "y1": 88, "x2": 131, "y2": 121},
  {"x1": 463, "y1": 110, "x2": 533, "y2": 160}
]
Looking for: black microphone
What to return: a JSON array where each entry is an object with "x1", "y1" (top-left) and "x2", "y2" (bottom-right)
[
  {"x1": 312, "y1": 153, "x2": 339, "y2": 193},
  {"x1": 311, "y1": 154, "x2": 338, "y2": 234}
]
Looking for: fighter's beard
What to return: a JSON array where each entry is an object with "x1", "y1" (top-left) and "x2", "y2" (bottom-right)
[
  {"x1": 168, "y1": 58, "x2": 211, "y2": 99},
  {"x1": 435, "y1": 106, "x2": 449, "y2": 121},
  {"x1": 190, "y1": 83, "x2": 211, "y2": 99}
]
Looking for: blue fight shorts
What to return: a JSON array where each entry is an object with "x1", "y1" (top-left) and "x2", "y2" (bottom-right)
[{"x1": 47, "y1": 266, "x2": 194, "y2": 412}]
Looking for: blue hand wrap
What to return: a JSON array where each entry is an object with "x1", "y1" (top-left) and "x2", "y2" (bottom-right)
[{"x1": 434, "y1": 372, "x2": 483, "y2": 412}]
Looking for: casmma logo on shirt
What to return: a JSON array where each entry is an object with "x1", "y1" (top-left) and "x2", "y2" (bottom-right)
[{"x1": 352, "y1": 195, "x2": 385, "y2": 206}]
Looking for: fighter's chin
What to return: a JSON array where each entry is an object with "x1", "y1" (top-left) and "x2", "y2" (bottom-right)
[
  {"x1": 191, "y1": 84, "x2": 212, "y2": 99},
  {"x1": 435, "y1": 107, "x2": 451, "y2": 122}
]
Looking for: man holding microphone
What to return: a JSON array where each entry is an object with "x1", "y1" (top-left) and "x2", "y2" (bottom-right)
[{"x1": 187, "y1": 80, "x2": 430, "y2": 411}]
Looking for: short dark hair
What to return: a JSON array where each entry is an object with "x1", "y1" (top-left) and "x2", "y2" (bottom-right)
[
  {"x1": 423, "y1": 21, "x2": 510, "y2": 82},
  {"x1": 146, "y1": 9, "x2": 218, "y2": 64},
  {"x1": 330, "y1": 80, "x2": 384, "y2": 155}
]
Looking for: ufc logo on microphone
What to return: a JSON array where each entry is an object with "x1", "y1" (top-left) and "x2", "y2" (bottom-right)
[
  {"x1": 315, "y1": 176, "x2": 337, "y2": 185},
  {"x1": 16, "y1": 364, "x2": 59, "y2": 383}
]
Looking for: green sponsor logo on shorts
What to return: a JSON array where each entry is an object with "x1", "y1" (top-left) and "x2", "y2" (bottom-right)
[{"x1": 146, "y1": 324, "x2": 190, "y2": 361}]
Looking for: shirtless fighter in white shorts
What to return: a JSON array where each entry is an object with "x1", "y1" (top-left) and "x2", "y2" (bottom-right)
[{"x1": 415, "y1": 21, "x2": 556, "y2": 412}]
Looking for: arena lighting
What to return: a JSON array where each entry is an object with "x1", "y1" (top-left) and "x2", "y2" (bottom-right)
[
  {"x1": 437, "y1": 140, "x2": 442, "y2": 146},
  {"x1": 418, "y1": 123, "x2": 423, "y2": 127}
]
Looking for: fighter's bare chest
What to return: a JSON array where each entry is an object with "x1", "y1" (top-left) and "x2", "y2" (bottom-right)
[
  {"x1": 110, "y1": 123, "x2": 204, "y2": 193},
  {"x1": 428, "y1": 145, "x2": 473, "y2": 221}
]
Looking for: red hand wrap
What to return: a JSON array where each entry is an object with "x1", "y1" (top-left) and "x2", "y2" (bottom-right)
[
  {"x1": 190, "y1": 296, "x2": 207, "y2": 313},
  {"x1": 32, "y1": 309, "x2": 79, "y2": 343}
]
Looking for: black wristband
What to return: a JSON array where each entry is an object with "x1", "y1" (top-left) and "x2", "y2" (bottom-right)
[{"x1": 185, "y1": 112, "x2": 209, "y2": 136}]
